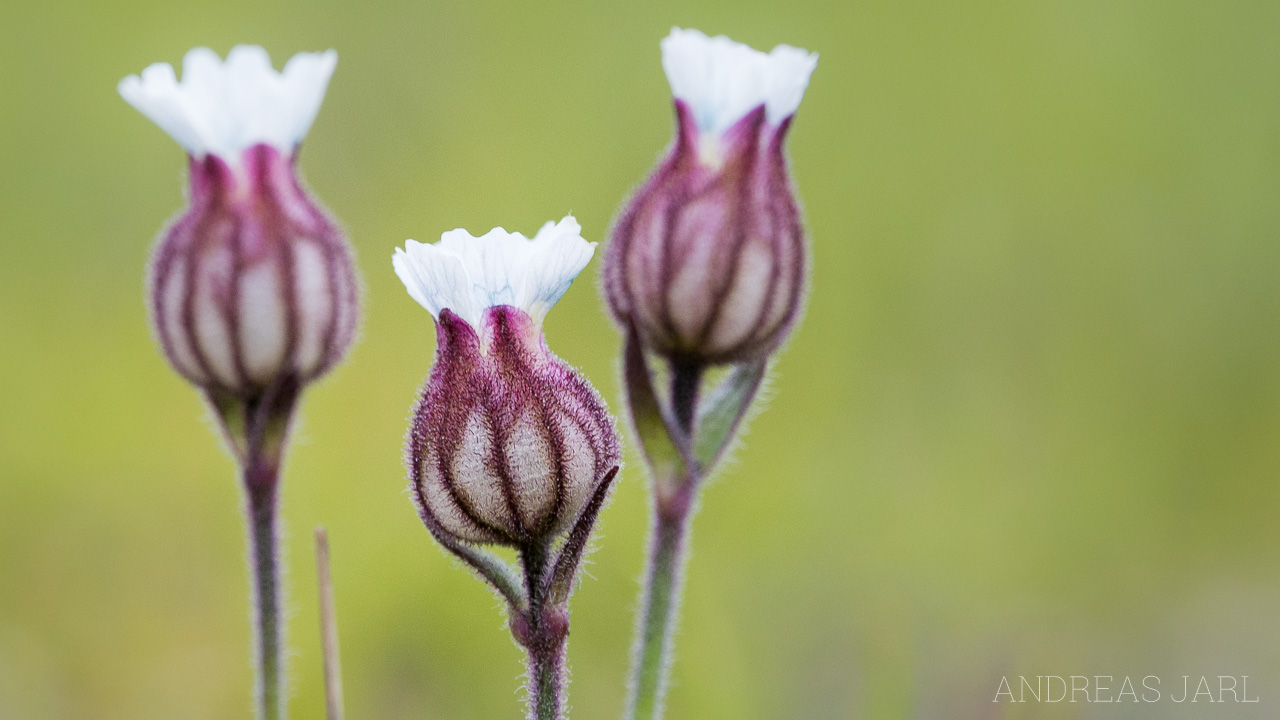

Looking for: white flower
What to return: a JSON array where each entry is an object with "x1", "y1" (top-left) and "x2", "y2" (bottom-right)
[
  {"x1": 393, "y1": 216, "x2": 596, "y2": 329},
  {"x1": 661, "y1": 28, "x2": 818, "y2": 135},
  {"x1": 119, "y1": 45, "x2": 337, "y2": 159}
]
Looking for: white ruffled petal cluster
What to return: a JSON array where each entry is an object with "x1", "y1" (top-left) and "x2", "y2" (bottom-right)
[
  {"x1": 119, "y1": 45, "x2": 337, "y2": 159},
  {"x1": 661, "y1": 28, "x2": 818, "y2": 135},
  {"x1": 393, "y1": 216, "x2": 596, "y2": 329}
]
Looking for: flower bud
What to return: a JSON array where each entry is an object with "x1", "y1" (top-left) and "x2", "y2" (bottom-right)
[
  {"x1": 120, "y1": 46, "x2": 358, "y2": 397},
  {"x1": 394, "y1": 218, "x2": 621, "y2": 547},
  {"x1": 604, "y1": 28, "x2": 818, "y2": 365}
]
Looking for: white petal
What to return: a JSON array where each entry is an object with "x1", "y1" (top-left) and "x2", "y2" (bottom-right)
[
  {"x1": 393, "y1": 215, "x2": 595, "y2": 328},
  {"x1": 393, "y1": 241, "x2": 477, "y2": 326},
  {"x1": 118, "y1": 45, "x2": 337, "y2": 159},
  {"x1": 519, "y1": 217, "x2": 597, "y2": 324},
  {"x1": 661, "y1": 28, "x2": 818, "y2": 135}
]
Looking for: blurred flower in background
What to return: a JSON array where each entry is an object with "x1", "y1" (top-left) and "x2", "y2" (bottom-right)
[
  {"x1": 604, "y1": 28, "x2": 817, "y2": 366},
  {"x1": 118, "y1": 44, "x2": 360, "y2": 720},
  {"x1": 120, "y1": 46, "x2": 358, "y2": 400}
]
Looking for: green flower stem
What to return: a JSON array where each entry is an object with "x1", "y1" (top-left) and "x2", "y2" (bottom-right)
[
  {"x1": 627, "y1": 476, "x2": 697, "y2": 720},
  {"x1": 210, "y1": 380, "x2": 300, "y2": 720},
  {"x1": 528, "y1": 636, "x2": 568, "y2": 720},
  {"x1": 244, "y1": 458, "x2": 284, "y2": 720},
  {"x1": 621, "y1": 331, "x2": 766, "y2": 720},
  {"x1": 519, "y1": 541, "x2": 569, "y2": 720},
  {"x1": 628, "y1": 358, "x2": 704, "y2": 720}
]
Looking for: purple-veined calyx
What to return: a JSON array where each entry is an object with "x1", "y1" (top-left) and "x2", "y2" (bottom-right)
[
  {"x1": 604, "y1": 28, "x2": 818, "y2": 366},
  {"x1": 395, "y1": 217, "x2": 621, "y2": 548},
  {"x1": 120, "y1": 46, "x2": 358, "y2": 400},
  {"x1": 396, "y1": 218, "x2": 622, "y2": 719}
]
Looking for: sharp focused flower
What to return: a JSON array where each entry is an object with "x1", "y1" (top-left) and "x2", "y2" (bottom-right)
[
  {"x1": 604, "y1": 28, "x2": 818, "y2": 366},
  {"x1": 120, "y1": 45, "x2": 358, "y2": 399},
  {"x1": 395, "y1": 217, "x2": 621, "y2": 548}
]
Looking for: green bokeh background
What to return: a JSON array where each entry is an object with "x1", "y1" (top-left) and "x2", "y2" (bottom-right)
[{"x1": 3, "y1": 0, "x2": 1280, "y2": 718}]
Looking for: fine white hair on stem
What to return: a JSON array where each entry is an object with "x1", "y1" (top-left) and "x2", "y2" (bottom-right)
[
  {"x1": 119, "y1": 45, "x2": 337, "y2": 158},
  {"x1": 393, "y1": 215, "x2": 596, "y2": 329},
  {"x1": 661, "y1": 27, "x2": 818, "y2": 134}
]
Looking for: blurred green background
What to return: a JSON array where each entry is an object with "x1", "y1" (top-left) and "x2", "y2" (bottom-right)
[{"x1": 3, "y1": 0, "x2": 1280, "y2": 718}]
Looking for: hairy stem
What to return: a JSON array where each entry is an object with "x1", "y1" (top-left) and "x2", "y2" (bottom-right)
[
  {"x1": 245, "y1": 459, "x2": 284, "y2": 720},
  {"x1": 627, "y1": 479, "x2": 696, "y2": 720},
  {"x1": 625, "y1": 359, "x2": 705, "y2": 720},
  {"x1": 211, "y1": 380, "x2": 300, "y2": 720},
  {"x1": 627, "y1": 358, "x2": 711, "y2": 717},
  {"x1": 528, "y1": 637, "x2": 568, "y2": 720},
  {"x1": 518, "y1": 541, "x2": 569, "y2": 720}
]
